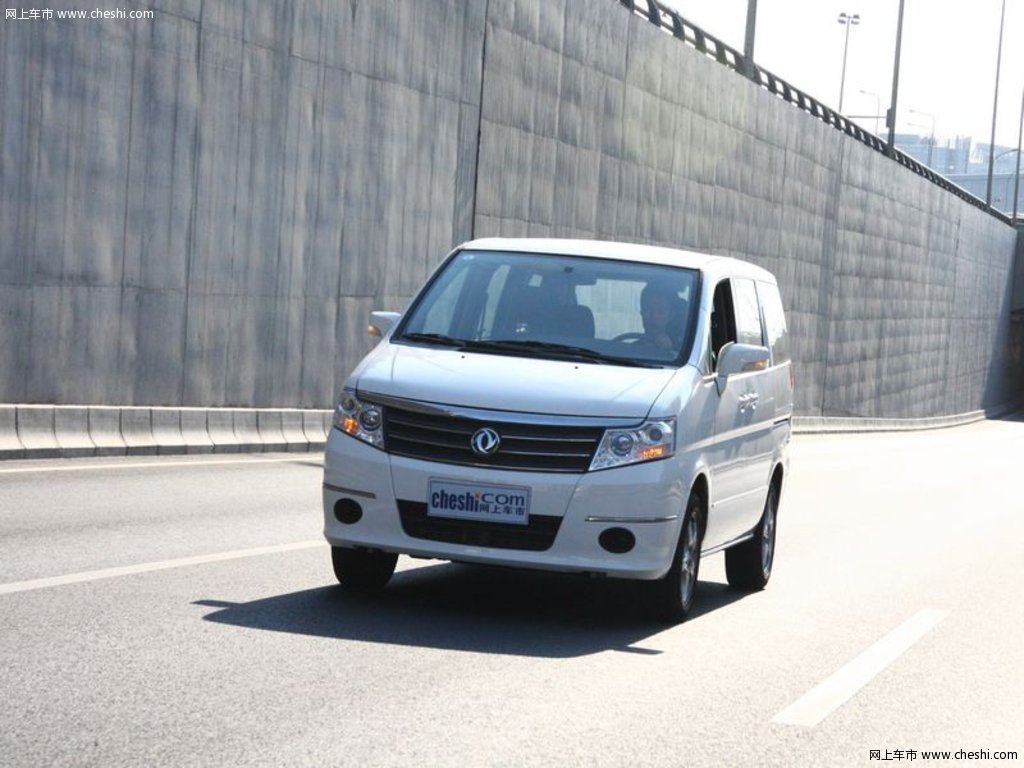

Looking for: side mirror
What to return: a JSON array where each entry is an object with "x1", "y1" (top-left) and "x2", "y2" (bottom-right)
[
  {"x1": 715, "y1": 342, "x2": 770, "y2": 392},
  {"x1": 368, "y1": 311, "x2": 402, "y2": 338}
]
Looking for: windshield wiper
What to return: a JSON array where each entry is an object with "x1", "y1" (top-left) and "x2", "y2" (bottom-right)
[
  {"x1": 459, "y1": 339, "x2": 660, "y2": 368},
  {"x1": 399, "y1": 332, "x2": 467, "y2": 347}
]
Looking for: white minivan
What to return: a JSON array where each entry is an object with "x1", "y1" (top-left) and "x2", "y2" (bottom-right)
[{"x1": 322, "y1": 238, "x2": 792, "y2": 622}]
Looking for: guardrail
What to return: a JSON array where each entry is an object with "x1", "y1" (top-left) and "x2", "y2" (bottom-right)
[{"x1": 618, "y1": 0, "x2": 1013, "y2": 225}]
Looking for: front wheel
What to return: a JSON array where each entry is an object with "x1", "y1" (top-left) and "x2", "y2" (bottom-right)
[
  {"x1": 725, "y1": 483, "x2": 779, "y2": 591},
  {"x1": 331, "y1": 546, "x2": 398, "y2": 591},
  {"x1": 650, "y1": 494, "x2": 704, "y2": 624}
]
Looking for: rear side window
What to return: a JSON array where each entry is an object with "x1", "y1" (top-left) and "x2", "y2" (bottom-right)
[
  {"x1": 757, "y1": 281, "x2": 790, "y2": 364},
  {"x1": 732, "y1": 279, "x2": 764, "y2": 347}
]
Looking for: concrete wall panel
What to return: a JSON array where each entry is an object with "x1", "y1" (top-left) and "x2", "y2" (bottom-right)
[
  {"x1": 88, "y1": 406, "x2": 128, "y2": 456},
  {"x1": 54, "y1": 406, "x2": 95, "y2": 457},
  {"x1": 150, "y1": 408, "x2": 186, "y2": 454},
  {"x1": 16, "y1": 406, "x2": 59, "y2": 457},
  {"x1": 120, "y1": 407, "x2": 158, "y2": 454},
  {"x1": 0, "y1": 406, "x2": 25, "y2": 459}
]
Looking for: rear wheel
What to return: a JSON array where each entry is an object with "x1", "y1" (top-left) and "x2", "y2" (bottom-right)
[
  {"x1": 725, "y1": 482, "x2": 779, "y2": 591},
  {"x1": 650, "y1": 494, "x2": 704, "y2": 624},
  {"x1": 331, "y1": 546, "x2": 398, "y2": 591}
]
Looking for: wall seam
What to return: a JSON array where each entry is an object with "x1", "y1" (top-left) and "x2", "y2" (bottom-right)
[{"x1": 468, "y1": 0, "x2": 491, "y2": 240}]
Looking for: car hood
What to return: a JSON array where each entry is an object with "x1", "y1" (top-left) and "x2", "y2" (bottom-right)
[{"x1": 351, "y1": 342, "x2": 683, "y2": 419}]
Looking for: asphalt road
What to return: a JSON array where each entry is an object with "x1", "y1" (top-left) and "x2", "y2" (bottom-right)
[{"x1": 1, "y1": 417, "x2": 1023, "y2": 767}]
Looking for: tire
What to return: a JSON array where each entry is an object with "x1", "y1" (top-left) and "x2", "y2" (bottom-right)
[
  {"x1": 650, "y1": 494, "x2": 704, "y2": 624},
  {"x1": 331, "y1": 546, "x2": 398, "y2": 591},
  {"x1": 725, "y1": 482, "x2": 779, "y2": 591}
]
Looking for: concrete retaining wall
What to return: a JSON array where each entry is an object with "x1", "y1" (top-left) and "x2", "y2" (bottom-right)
[{"x1": 1, "y1": 0, "x2": 1020, "y2": 439}]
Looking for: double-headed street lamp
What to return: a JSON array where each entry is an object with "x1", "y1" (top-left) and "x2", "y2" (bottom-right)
[{"x1": 837, "y1": 12, "x2": 860, "y2": 113}]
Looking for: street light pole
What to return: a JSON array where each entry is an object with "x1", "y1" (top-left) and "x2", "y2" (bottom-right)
[
  {"x1": 837, "y1": 12, "x2": 860, "y2": 113},
  {"x1": 986, "y1": 0, "x2": 1007, "y2": 209},
  {"x1": 743, "y1": 0, "x2": 758, "y2": 80},
  {"x1": 1014, "y1": 88, "x2": 1023, "y2": 222},
  {"x1": 886, "y1": 0, "x2": 906, "y2": 157}
]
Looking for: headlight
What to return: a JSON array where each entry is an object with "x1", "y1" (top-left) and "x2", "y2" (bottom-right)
[
  {"x1": 333, "y1": 388, "x2": 385, "y2": 449},
  {"x1": 590, "y1": 418, "x2": 675, "y2": 471}
]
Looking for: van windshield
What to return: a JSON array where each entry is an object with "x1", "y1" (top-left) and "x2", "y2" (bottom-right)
[{"x1": 395, "y1": 250, "x2": 700, "y2": 367}]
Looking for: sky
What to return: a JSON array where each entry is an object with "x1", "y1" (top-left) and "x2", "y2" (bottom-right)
[{"x1": 660, "y1": 0, "x2": 1024, "y2": 150}]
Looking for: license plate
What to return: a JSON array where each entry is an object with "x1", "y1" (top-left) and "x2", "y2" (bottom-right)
[{"x1": 427, "y1": 479, "x2": 531, "y2": 525}]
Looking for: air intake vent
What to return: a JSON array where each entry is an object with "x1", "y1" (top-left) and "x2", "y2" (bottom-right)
[{"x1": 397, "y1": 501, "x2": 561, "y2": 551}]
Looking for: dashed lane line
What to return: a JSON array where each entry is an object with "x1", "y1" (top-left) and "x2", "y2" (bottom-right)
[
  {"x1": 0, "y1": 541, "x2": 326, "y2": 596},
  {"x1": 773, "y1": 608, "x2": 949, "y2": 727},
  {"x1": 0, "y1": 457, "x2": 322, "y2": 475}
]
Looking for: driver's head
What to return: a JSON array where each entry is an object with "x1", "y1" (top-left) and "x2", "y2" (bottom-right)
[{"x1": 641, "y1": 285, "x2": 674, "y2": 335}]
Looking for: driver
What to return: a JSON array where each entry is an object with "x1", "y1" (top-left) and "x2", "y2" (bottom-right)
[{"x1": 640, "y1": 284, "x2": 677, "y2": 351}]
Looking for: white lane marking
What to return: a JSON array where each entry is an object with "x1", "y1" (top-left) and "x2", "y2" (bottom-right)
[
  {"x1": 0, "y1": 457, "x2": 322, "y2": 475},
  {"x1": 773, "y1": 609, "x2": 949, "y2": 727},
  {"x1": 0, "y1": 541, "x2": 326, "y2": 596}
]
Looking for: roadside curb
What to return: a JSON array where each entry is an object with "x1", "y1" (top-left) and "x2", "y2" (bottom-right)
[
  {"x1": 0, "y1": 405, "x2": 332, "y2": 460},
  {"x1": 792, "y1": 404, "x2": 1022, "y2": 434}
]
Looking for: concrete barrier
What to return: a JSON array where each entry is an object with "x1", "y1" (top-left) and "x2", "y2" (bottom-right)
[
  {"x1": 231, "y1": 409, "x2": 264, "y2": 452},
  {"x1": 151, "y1": 408, "x2": 187, "y2": 455},
  {"x1": 207, "y1": 410, "x2": 239, "y2": 453},
  {"x1": 256, "y1": 410, "x2": 288, "y2": 452},
  {"x1": 53, "y1": 406, "x2": 95, "y2": 457},
  {"x1": 120, "y1": 408, "x2": 158, "y2": 455},
  {"x1": 792, "y1": 403, "x2": 1023, "y2": 434},
  {"x1": 304, "y1": 410, "x2": 328, "y2": 447},
  {"x1": 89, "y1": 406, "x2": 127, "y2": 456},
  {"x1": 280, "y1": 410, "x2": 309, "y2": 452},
  {"x1": 0, "y1": 405, "x2": 25, "y2": 459},
  {"x1": 16, "y1": 406, "x2": 61, "y2": 458},
  {"x1": 179, "y1": 408, "x2": 215, "y2": 454}
]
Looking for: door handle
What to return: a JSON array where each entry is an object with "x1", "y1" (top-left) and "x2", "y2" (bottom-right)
[{"x1": 739, "y1": 393, "x2": 759, "y2": 411}]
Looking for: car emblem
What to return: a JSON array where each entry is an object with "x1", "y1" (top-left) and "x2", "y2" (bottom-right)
[{"x1": 471, "y1": 427, "x2": 501, "y2": 456}]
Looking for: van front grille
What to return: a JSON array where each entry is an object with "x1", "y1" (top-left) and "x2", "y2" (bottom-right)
[
  {"x1": 397, "y1": 500, "x2": 561, "y2": 551},
  {"x1": 382, "y1": 406, "x2": 603, "y2": 473}
]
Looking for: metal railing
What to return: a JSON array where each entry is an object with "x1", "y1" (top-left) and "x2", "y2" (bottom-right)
[{"x1": 618, "y1": 0, "x2": 1012, "y2": 225}]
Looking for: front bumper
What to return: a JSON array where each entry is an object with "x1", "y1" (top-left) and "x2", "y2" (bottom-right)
[{"x1": 322, "y1": 428, "x2": 688, "y2": 580}]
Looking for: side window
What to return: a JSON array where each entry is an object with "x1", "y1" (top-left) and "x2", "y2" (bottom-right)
[
  {"x1": 757, "y1": 281, "x2": 790, "y2": 364},
  {"x1": 733, "y1": 278, "x2": 764, "y2": 347},
  {"x1": 710, "y1": 280, "x2": 737, "y2": 371}
]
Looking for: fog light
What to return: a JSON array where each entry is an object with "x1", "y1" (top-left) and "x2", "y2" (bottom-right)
[
  {"x1": 598, "y1": 527, "x2": 635, "y2": 554},
  {"x1": 334, "y1": 498, "x2": 363, "y2": 524}
]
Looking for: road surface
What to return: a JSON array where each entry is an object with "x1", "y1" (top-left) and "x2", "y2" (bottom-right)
[{"x1": 2, "y1": 417, "x2": 1022, "y2": 766}]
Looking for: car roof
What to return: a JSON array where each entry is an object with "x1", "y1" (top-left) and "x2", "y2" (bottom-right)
[{"x1": 460, "y1": 238, "x2": 776, "y2": 283}]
